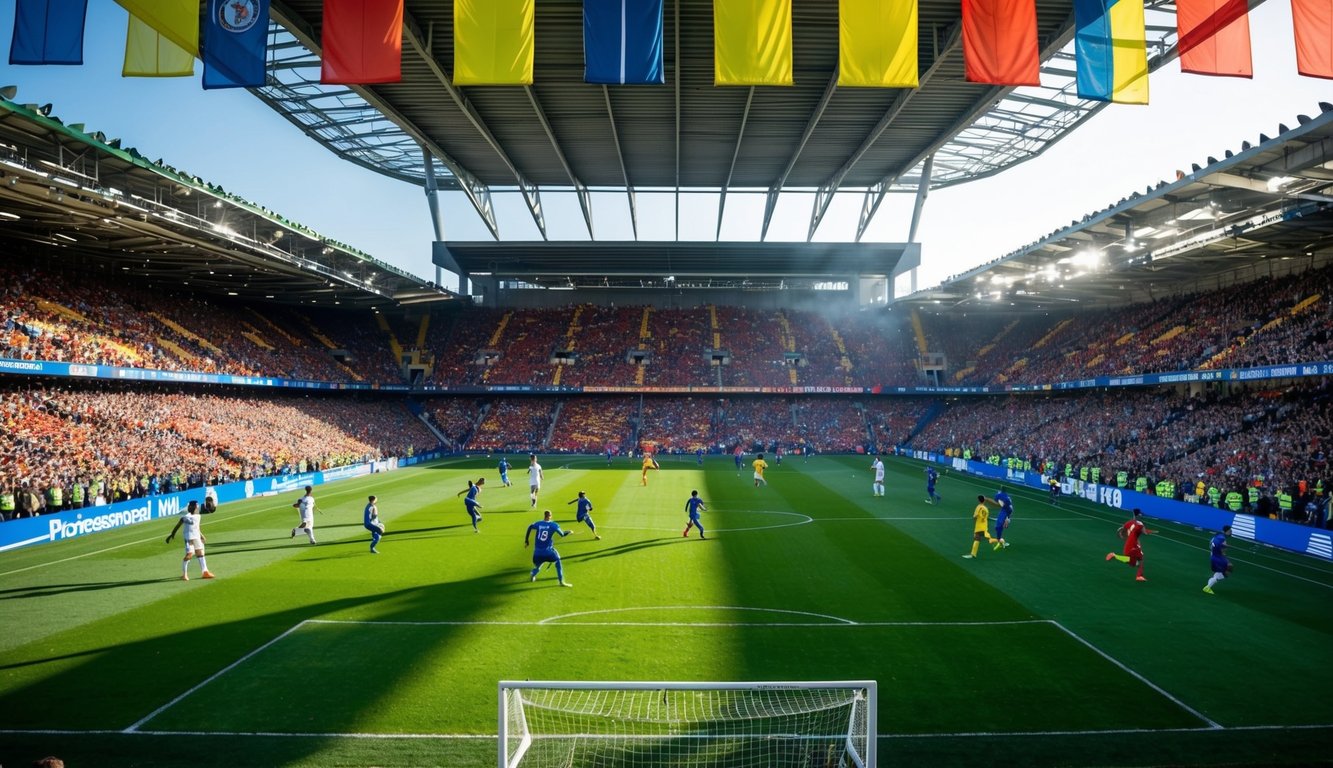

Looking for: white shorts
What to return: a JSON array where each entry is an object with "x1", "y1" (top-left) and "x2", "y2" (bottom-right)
[
  {"x1": 875, "y1": 475, "x2": 885, "y2": 483},
  {"x1": 754, "y1": 472, "x2": 765, "y2": 482},
  {"x1": 300, "y1": 512, "x2": 314, "y2": 526},
  {"x1": 184, "y1": 538, "x2": 204, "y2": 555}
]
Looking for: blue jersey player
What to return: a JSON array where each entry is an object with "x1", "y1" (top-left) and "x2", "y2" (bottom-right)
[
  {"x1": 990, "y1": 487, "x2": 1013, "y2": 550},
  {"x1": 925, "y1": 467, "x2": 941, "y2": 504},
  {"x1": 566, "y1": 491, "x2": 601, "y2": 540},
  {"x1": 456, "y1": 477, "x2": 485, "y2": 532},
  {"x1": 1203, "y1": 525, "x2": 1232, "y2": 594},
  {"x1": 363, "y1": 494, "x2": 385, "y2": 553},
  {"x1": 606, "y1": 447, "x2": 614, "y2": 466},
  {"x1": 682, "y1": 490, "x2": 707, "y2": 539},
  {"x1": 498, "y1": 457, "x2": 512, "y2": 487},
  {"x1": 526, "y1": 510, "x2": 572, "y2": 587},
  {"x1": 696, "y1": 447, "x2": 704, "y2": 466}
]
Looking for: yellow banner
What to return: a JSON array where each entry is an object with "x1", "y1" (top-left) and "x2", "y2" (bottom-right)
[
  {"x1": 714, "y1": 0, "x2": 793, "y2": 85},
  {"x1": 454, "y1": 0, "x2": 534, "y2": 85},
  {"x1": 839, "y1": 0, "x2": 919, "y2": 87},
  {"x1": 115, "y1": 0, "x2": 198, "y2": 57},
  {"x1": 123, "y1": 13, "x2": 194, "y2": 77}
]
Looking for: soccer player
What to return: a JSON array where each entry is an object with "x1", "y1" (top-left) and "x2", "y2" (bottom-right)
[
  {"x1": 290, "y1": 485, "x2": 317, "y2": 544},
  {"x1": 525, "y1": 510, "x2": 572, "y2": 587},
  {"x1": 696, "y1": 447, "x2": 704, "y2": 466},
  {"x1": 456, "y1": 477, "x2": 485, "y2": 532},
  {"x1": 166, "y1": 500, "x2": 215, "y2": 580},
  {"x1": 1048, "y1": 474, "x2": 1061, "y2": 506},
  {"x1": 734, "y1": 445, "x2": 744, "y2": 475},
  {"x1": 498, "y1": 456, "x2": 512, "y2": 487},
  {"x1": 566, "y1": 490, "x2": 601, "y2": 539},
  {"x1": 752, "y1": 453, "x2": 768, "y2": 488},
  {"x1": 641, "y1": 452, "x2": 660, "y2": 486},
  {"x1": 990, "y1": 486, "x2": 1013, "y2": 549},
  {"x1": 683, "y1": 490, "x2": 707, "y2": 539},
  {"x1": 776, "y1": 446, "x2": 783, "y2": 465},
  {"x1": 364, "y1": 495, "x2": 385, "y2": 553},
  {"x1": 528, "y1": 454, "x2": 544, "y2": 508},
  {"x1": 962, "y1": 495, "x2": 998, "y2": 559},
  {"x1": 870, "y1": 455, "x2": 886, "y2": 497},
  {"x1": 1107, "y1": 508, "x2": 1156, "y2": 581},
  {"x1": 1203, "y1": 525, "x2": 1232, "y2": 594},
  {"x1": 925, "y1": 466, "x2": 942, "y2": 505},
  {"x1": 606, "y1": 446, "x2": 614, "y2": 466}
]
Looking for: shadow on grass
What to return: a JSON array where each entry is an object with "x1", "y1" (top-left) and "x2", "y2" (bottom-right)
[{"x1": 0, "y1": 578, "x2": 173, "y2": 601}]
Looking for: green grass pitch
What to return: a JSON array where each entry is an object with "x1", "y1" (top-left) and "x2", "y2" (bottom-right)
[{"x1": 1, "y1": 454, "x2": 1331, "y2": 767}]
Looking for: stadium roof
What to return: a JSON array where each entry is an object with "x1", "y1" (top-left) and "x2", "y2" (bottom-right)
[
  {"x1": 262, "y1": 0, "x2": 1194, "y2": 241},
  {"x1": 0, "y1": 99, "x2": 455, "y2": 309},
  {"x1": 901, "y1": 103, "x2": 1333, "y2": 312},
  {"x1": 438, "y1": 241, "x2": 912, "y2": 290}
]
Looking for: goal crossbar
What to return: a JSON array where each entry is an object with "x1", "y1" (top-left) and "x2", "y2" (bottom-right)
[{"x1": 499, "y1": 680, "x2": 877, "y2": 768}]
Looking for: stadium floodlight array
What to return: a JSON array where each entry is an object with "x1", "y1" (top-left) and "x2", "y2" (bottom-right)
[{"x1": 498, "y1": 680, "x2": 876, "y2": 767}]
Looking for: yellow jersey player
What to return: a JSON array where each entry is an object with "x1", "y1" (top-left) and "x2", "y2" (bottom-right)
[
  {"x1": 753, "y1": 454, "x2": 769, "y2": 488},
  {"x1": 962, "y1": 495, "x2": 998, "y2": 559},
  {"x1": 640, "y1": 452, "x2": 660, "y2": 486}
]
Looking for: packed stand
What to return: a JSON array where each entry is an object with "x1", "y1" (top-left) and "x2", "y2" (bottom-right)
[
  {"x1": 420, "y1": 397, "x2": 486, "y2": 450},
  {"x1": 864, "y1": 398, "x2": 935, "y2": 450},
  {"x1": 0, "y1": 260, "x2": 398, "y2": 383},
  {"x1": 639, "y1": 397, "x2": 718, "y2": 452},
  {"x1": 906, "y1": 385, "x2": 1333, "y2": 528},
  {"x1": 481, "y1": 307, "x2": 574, "y2": 386},
  {"x1": 792, "y1": 399, "x2": 869, "y2": 452},
  {"x1": 426, "y1": 308, "x2": 504, "y2": 386},
  {"x1": 0, "y1": 382, "x2": 438, "y2": 520},
  {"x1": 716, "y1": 397, "x2": 803, "y2": 452},
  {"x1": 642, "y1": 307, "x2": 713, "y2": 387},
  {"x1": 468, "y1": 398, "x2": 558, "y2": 452},
  {"x1": 716, "y1": 307, "x2": 792, "y2": 388},
  {"x1": 547, "y1": 397, "x2": 635, "y2": 452},
  {"x1": 557, "y1": 305, "x2": 641, "y2": 388}
]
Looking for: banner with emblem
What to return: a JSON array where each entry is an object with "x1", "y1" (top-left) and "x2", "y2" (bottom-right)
[{"x1": 204, "y1": 0, "x2": 270, "y2": 88}]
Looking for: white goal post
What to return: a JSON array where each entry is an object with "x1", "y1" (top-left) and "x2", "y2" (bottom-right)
[{"x1": 498, "y1": 680, "x2": 876, "y2": 768}]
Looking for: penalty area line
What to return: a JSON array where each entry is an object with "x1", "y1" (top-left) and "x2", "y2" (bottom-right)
[
  {"x1": 123, "y1": 621, "x2": 311, "y2": 733},
  {"x1": 1047, "y1": 620, "x2": 1220, "y2": 730}
]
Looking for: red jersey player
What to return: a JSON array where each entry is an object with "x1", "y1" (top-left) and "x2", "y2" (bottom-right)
[{"x1": 1107, "y1": 508, "x2": 1156, "y2": 581}]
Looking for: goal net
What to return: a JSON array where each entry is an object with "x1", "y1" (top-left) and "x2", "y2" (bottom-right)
[{"x1": 498, "y1": 680, "x2": 876, "y2": 768}]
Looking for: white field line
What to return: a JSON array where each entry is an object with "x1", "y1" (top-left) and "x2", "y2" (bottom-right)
[
  {"x1": 1048, "y1": 620, "x2": 1221, "y2": 729},
  {"x1": 815, "y1": 517, "x2": 1093, "y2": 522},
  {"x1": 306, "y1": 617, "x2": 1052, "y2": 629},
  {"x1": 124, "y1": 621, "x2": 310, "y2": 733},
  {"x1": 2, "y1": 723, "x2": 1330, "y2": 741}
]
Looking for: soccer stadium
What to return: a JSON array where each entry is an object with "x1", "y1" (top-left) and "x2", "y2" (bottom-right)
[{"x1": 2, "y1": 1, "x2": 1333, "y2": 767}]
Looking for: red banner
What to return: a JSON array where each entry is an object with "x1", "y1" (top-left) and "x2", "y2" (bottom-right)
[{"x1": 320, "y1": 0, "x2": 403, "y2": 84}]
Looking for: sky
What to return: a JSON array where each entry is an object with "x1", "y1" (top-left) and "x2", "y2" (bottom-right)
[{"x1": 1, "y1": 0, "x2": 1329, "y2": 294}]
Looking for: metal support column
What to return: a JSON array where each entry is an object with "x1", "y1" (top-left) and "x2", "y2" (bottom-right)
[
  {"x1": 422, "y1": 145, "x2": 464, "y2": 294},
  {"x1": 907, "y1": 154, "x2": 934, "y2": 244}
]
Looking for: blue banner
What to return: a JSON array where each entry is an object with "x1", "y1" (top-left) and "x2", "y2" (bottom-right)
[
  {"x1": 0, "y1": 462, "x2": 378, "y2": 553},
  {"x1": 203, "y1": 0, "x2": 270, "y2": 89},
  {"x1": 4, "y1": 355, "x2": 1333, "y2": 398},
  {"x1": 899, "y1": 449, "x2": 1333, "y2": 562},
  {"x1": 9, "y1": 0, "x2": 87, "y2": 65},
  {"x1": 584, "y1": 0, "x2": 665, "y2": 84}
]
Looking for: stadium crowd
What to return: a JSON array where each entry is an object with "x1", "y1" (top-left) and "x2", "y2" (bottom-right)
[
  {"x1": 0, "y1": 382, "x2": 438, "y2": 520},
  {"x1": 908, "y1": 384, "x2": 1333, "y2": 527}
]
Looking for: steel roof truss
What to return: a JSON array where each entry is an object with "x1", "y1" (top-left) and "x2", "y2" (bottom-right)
[{"x1": 526, "y1": 86, "x2": 593, "y2": 239}]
